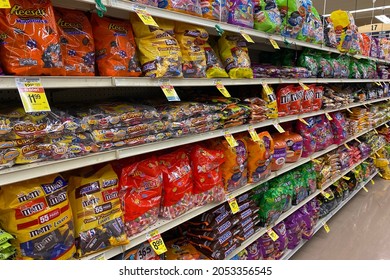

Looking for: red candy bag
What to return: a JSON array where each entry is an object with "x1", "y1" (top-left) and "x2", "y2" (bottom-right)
[
  {"x1": 301, "y1": 85, "x2": 315, "y2": 113},
  {"x1": 159, "y1": 149, "x2": 194, "y2": 220},
  {"x1": 277, "y1": 85, "x2": 293, "y2": 117},
  {"x1": 0, "y1": 0, "x2": 65, "y2": 76},
  {"x1": 91, "y1": 14, "x2": 142, "y2": 77},
  {"x1": 54, "y1": 8, "x2": 95, "y2": 76},
  {"x1": 119, "y1": 156, "x2": 163, "y2": 236},
  {"x1": 189, "y1": 144, "x2": 225, "y2": 206},
  {"x1": 313, "y1": 86, "x2": 324, "y2": 111},
  {"x1": 290, "y1": 86, "x2": 303, "y2": 115}
]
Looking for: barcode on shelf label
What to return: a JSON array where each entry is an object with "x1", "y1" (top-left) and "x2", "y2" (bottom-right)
[
  {"x1": 216, "y1": 81, "x2": 231, "y2": 98},
  {"x1": 323, "y1": 223, "x2": 330, "y2": 233},
  {"x1": 248, "y1": 126, "x2": 260, "y2": 142},
  {"x1": 269, "y1": 39, "x2": 280, "y2": 49},
  {"x1": 267, "y1": 229, "x2": 279, "y2": 241},
  {"x1": 224, "y1": 132, "x2": 239, "y2": 147},
  {"x1": 147, "y1": 229, "x2": 167, "y2": 255},
  {"x1": 0, "y1": 0, "x2": 10, "y2": 8}
]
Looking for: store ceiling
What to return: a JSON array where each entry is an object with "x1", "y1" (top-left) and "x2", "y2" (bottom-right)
[{"x1": 312, "y1": 0, "x2": 390, "y2": 26}]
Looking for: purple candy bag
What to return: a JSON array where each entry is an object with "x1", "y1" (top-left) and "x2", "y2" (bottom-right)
[
  {"x1": 284, "y1": 212, "x2": 303, "y2": 250},
  {"x1": 227, "y1": 0, "x2": 254, "y2": 28},
  {"x1": 246, "y1": 240, "x2": 260, "y2": 260},
  {"x1": 273, "y1": 221, "x2": 287, "y2": 259},
  {"x1": 257, "y1": 234, "x2": 276, "y2": 260}
]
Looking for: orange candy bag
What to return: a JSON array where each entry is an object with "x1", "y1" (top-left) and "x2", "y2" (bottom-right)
[
  {"x1": 91, "y1": 14, "x2": 142, "y2": 77},
  {"x1": 0, "y1": 0, "x2": 65, "y2": 76},
  {"x1": 54, "y1": 8, "x2": 95, "y2": 76}
]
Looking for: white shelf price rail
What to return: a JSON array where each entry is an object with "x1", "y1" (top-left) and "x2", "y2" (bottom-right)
[
  {"x1": 281, "y1": 170, "x2": 379, "y2": 260},
  {"x1": 1, "y1": 99, "x2": 388, "y2": 187},
  {"x1": 224, "y1": 144, "x2": 386, "y2": 260}
]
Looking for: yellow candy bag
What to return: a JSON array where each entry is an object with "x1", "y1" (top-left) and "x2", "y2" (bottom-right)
[
  {"x1": 261, "y1": 86, "x2": 278, "y2": 119},
  {"x1": 130, "y1": 15, "x2": 183, "y2": 78},
  {"x1": 68, "y1": 164, "x2": 127, "y2": 258},
  {"x1": 204, "y1": 42, "x2": 229, "y2": 78},
  {"x1": 0, "y1": 174, "x2": 76, "y2": 259},
  {"x1": 175, "y1": 23, "x2": 208, "y2": 78},
  {"x1": 218, "y1": 33, "x2": 253, "y2": 79}
]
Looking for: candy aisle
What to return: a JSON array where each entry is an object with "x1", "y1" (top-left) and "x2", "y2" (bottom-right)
[{"x1": 0, "y1": 0, "x2": 390, "y2": 261}]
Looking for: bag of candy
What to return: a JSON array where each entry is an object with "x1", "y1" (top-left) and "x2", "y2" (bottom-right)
[
  {"x1": 55, "y1": 8, "x2": 95, "y2": 76},
  {"x1": 271, "y1": 136, "x2": 287, "y2": 171},
  {"x1": 277, "y1": 0, "x2": 304, "y2": 39},
  {"x1": 228, "y1": 0, "x2": 254, "y2": 28},
  {"x1": 261, "y1": 86, "x2": 279, "y2": 119},
  {"x1": 68, "y1": 164, "x2": 128, "y2": 257},
  {"x1": 323, "y1": 16, "x2": 337, "y2": 48},
  {"x1": 253, "y1": 0, "x2": 281, "y2": 34},
  {"x1": 0, "y1": 0, "x2": 65, "y2": 76},
  {"x1": 204, "y1": 42, "x2": 229, "y2": 78},
  {"x1": 158, "y1": 0, "x2": 203, "y2": 16},
  {"x1": 201, "y1": 0, "x2": 229, "y2": 21},
  {"x1": 91, "y1": 14, "x2": 142, "y2": 77},
  {"x1": 119, "y1": 157, "x2": 163, "y2": 237},
  {"x1": 158, "y1": 149, "x2": 194, "y2": 220},
  {"x1": 218, "y1": 32, "x2": 253, "y2": 79}
]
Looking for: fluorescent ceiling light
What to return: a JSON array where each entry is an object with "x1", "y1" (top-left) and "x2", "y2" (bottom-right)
[
  {"x1": 375, "y1": 15, "x2": 390, "y2": 23},
  {"x1": 323, "y1": 5, "x2": 390, "y2": 16}
]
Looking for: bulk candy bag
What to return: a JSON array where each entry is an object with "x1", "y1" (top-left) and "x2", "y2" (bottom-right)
[
  {"x1": 201, "y1": 0, "x2": 229, "y2": 21},
  {"x1": 175, "y1": 23, "x2": 208, "y2": 78},
  {"x1": 271, "y1": 135, "x2": 287, "y2": 171},
  {"x1": 158, "y1": 0, "x2": 203, "y2": 17},
  {"x1": 228, "y1": 0, "x2": 254, "y2": 28},
  {"x1": 0, "y1": 0, "x2": 65, "y2": 76},
  {"x1": 68, "y1": 164, "x2": 127, "y2": 257},
  {"x1": 253, "y1": 0, "x2": 281, "y2": 34},
  {"x1": 158, "y1": 149, "x2": 194, "y2": 220},
  {"x1": 272, "y1": 131, "x2": 303, "y2": 163},
  {"x1": 277, "y1": 0, "x2": 304, "y2": 39},
  {"x1": 130, "y1": 15, "x2": 183, "y2": 78},
  {"x1": 218, "y1": 32, "x2": 253, "y2": 79},
  {"x1": 189, "y1": 144, "x2": 225, "y2": 206},
  {"x1": 119, "y1": 156, "x2": 163, "y2": 236},
  {"x1": 54, "y1": 8, "x2": 95, "y2": 76},
  {"x1": 91, "y1": 14, "x2": 141, "y2": 77},
  {"x1": 204, "y1": 42, "x2": 229, "y2": 78},
  {"x1": 0, "y1": 174, "x2": 75, "y2": 259}
]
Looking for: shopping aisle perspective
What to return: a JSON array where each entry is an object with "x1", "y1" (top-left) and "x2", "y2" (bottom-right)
[{"x1": 292, "y1": 176, "x2": 390, "y2": 260}]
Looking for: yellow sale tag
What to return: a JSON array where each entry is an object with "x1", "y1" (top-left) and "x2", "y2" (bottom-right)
[
  {"x1": 228, "y1": 198, "x2": 240, "y2": 214},
  {"x1": 240, "y1": 32, "x2": 254, "y2": 43},
  {"x1": 346, "y1": 108, "x2": 353, "y2": 113},
  {"x1": 299, "y1": 81, "x2": 310, "y2": 90},
  {"x1": 343, "y1": 176, "x2": 351, "y2": 181},
  {"x1": 216, "y1": 81, "x2": 231, "y2": 98},
  {"x1": 344, "y1": 143, "x2": 351, "y2": 150},
  {"x1": 248, "y1": 126, "x2": 260, "y2": 142},
  {"x1": 147, "y1": 230, "x2": 167, "y2": 255},
  {"x1": 371, "y1": 179, "x2": 375, "y2": 185},
  {"x1": 269, "y1": 39, "x2": 280, "y2": 49},
  {"x1": 267, "y1": 229, "x2": 279, "y2": 241},
  {"x1": 376, "y1": 152, "x2": 381, "y2": 157},
  {"x1": 355, "y1": 138, "x2": 361, "y2": 143},
  {"x1": 16, "y1": 78, "x2": 51, "y2": 112},
  {"x1": 385, "y1": 123, "x2": 389, "y2": 128},
  {"x1": 262, "y1": 82, "x2": 273, "y2": 95},
  {"x1": 160, "y1": 83, "x2": 180, "y2": 102},
  {"x1": 135, "y1": 9, "x2": 159, "y2": 27},
  {"x1": 311, "y1": 158, "x2": 321, "y2": 164},
  {"x1": 374, "y1": 129, "x2": 379, "y2": 134},
  {"x1": 325, "y1": 113, "x2": 333, "y2": 121},
  {"x1": 363, "y1": 186, "x2": 369, "y2": 192},
  {"x1": 376, "y1": 82, "x2": 382, "y2": 86},
  {"x1": 379, "y1": 172, "x2": 384, "y2": 177},
  {"x1": 0, "y1": 0, "x2": 11, "y2": 9},
  {"x1": 0, "y1": 0, "x2": 10, "y2": 8},
  {"x1": 299, "y1": 118, "x2": 309, "y2": 125},
  {"x1": 224, "y1": 132, "x2": 239, "y2": 147},
  {"x1": 323, "y1": 223, "x2": 330, "y2": 233},
  {"x1": 273, "y1": 123, "x2": 285, "y2": 133}
]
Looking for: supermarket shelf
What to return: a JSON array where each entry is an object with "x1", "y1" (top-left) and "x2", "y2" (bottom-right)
[
  {"x1": 281, "y1": 170, "x2": 378, "y2": 260},
  {"x1": 225, "y1": 145, "x2": 385, "y2": 260},
  {"x1": 60, "y1": 0, "x2": 390, "y2": 65},
  {"x1": 81, "y1": 122, "x2": 387, "y2": 260},
  {"x1": 1, "y1": 100, "x2": 389, "y2": 186},
  {"x1": 0, "y1": 76, "x2": 389, "y2": 89}
]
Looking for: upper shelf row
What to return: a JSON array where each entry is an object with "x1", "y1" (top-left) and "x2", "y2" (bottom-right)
[{"x1": 51, "y1": 0, "x2": 390, "y2": 64}]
